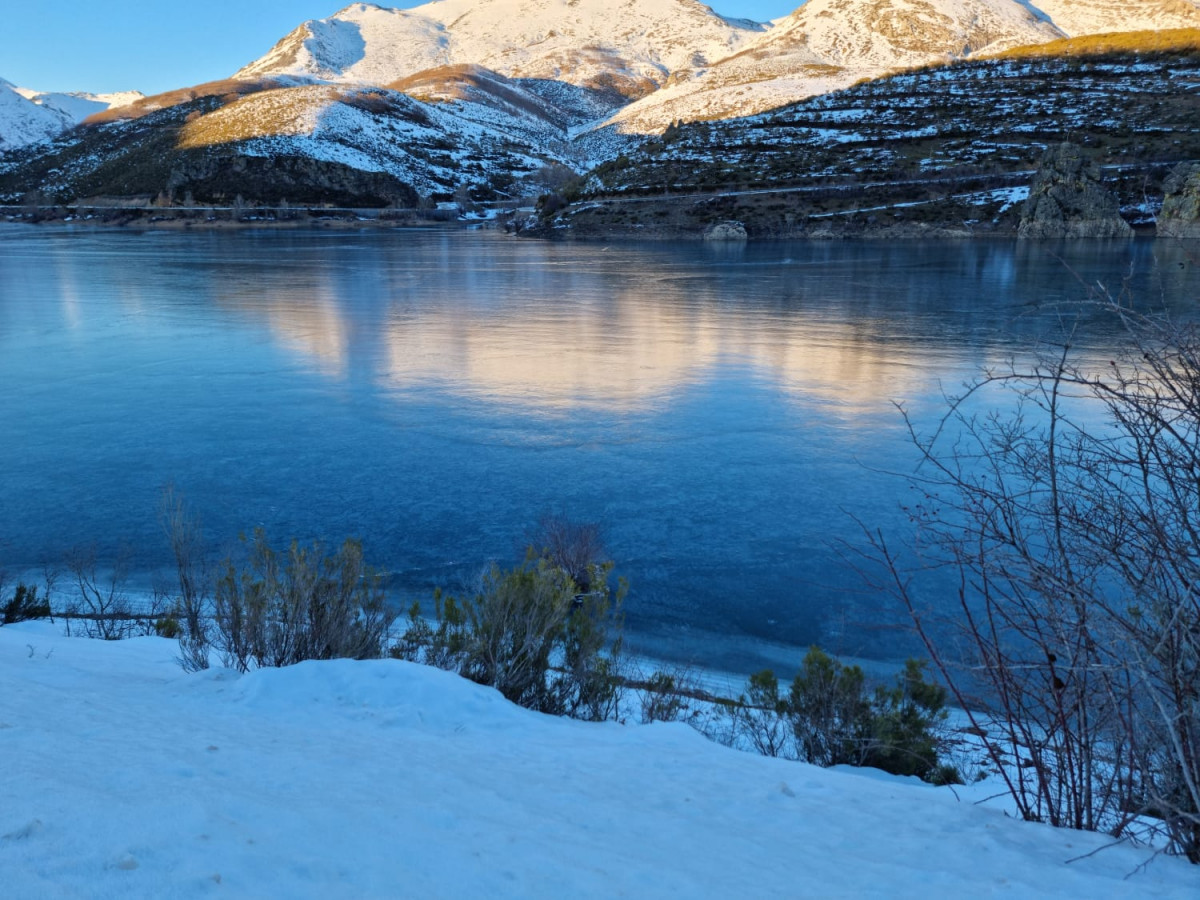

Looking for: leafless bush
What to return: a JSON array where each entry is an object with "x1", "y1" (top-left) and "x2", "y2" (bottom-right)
[
  {"x1": 729, "y1": 669, "x2": 794, "y2": 759},
  {"x1": 633, "y1": 664, "x2": 739, "y2": 739},
  {"x1": 532, "y1": 513, "x2": 606, "y2": 591},
  {"x1": 866, "y1": 300, "x2": 1200, "y2": 861},
  {"x1": 162, "y1": 485, "x2": 211, "y2": 671},
  {"x1": 63, "y1": 546, "x2": 137, "y2": 640}
]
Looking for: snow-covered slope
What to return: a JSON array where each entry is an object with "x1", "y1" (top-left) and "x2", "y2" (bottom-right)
[
  {"x1": 776, "y1": 0, "x2": 1063, "y2": 69},
  {"x1": 1030, "y1": 0, "x2": 1200, "y2": 37},
  {"x1": 236, "y1": 0, "x2": 765, "y2": 98},
  {"x1": 604, "y1": 0, "x2": 1065, "y2": 132},
  {"x1": 169, "y1": 82, "x2": 563, "y2": 195},
  {"x1": 14, "y1": 88, "x2": 144, "y2": 124},
  {"x1": 0, "y1": 78, "x2": 71, "y2": 150},
  {"x1": 4, "y1": 621, "x2": 1197, "y2": 897}
]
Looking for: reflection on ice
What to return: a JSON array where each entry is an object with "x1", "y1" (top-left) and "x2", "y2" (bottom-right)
[{"x1": 0, "y1": 226, "x2": 1195, "y2": 671}]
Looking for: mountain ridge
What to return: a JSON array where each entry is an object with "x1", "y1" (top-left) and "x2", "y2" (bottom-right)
[{"x1": 4, "y1": 2, "x2": 1200, "y2": 213}]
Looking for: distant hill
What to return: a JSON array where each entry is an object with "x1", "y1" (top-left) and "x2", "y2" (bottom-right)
[{"x1": 536, "y1": 33, "x2": 1200, "y2": 239}]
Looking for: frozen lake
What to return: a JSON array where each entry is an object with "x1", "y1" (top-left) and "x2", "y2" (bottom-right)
[{"x1": 1, "y1": 226, "x2": 1195, "y2": 671}]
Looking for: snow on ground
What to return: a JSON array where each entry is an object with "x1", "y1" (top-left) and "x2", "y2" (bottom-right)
[{"x1": 3, "y1": 621, "x2": 1197, "y2": 898}]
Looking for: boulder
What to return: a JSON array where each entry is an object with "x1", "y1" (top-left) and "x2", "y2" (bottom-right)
[
  {"x1": 703, "y1": 220, "x2": 748, "y2": 241},
  {"x1": 1017, "y1": 143, "x2": 1132, "y2": 239},
  {"x1": 1158, "y1": 162, "x2": 1200, "y2": 239}
]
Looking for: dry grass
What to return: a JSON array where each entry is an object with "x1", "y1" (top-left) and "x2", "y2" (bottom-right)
[
  {"x1": 390, "y1": 65, "x2": 556, "y2": 122},
  {"x1": 176, "y1": 86, "x2": 341, "y2": 149},
  {"x1": 82, "y1": 78, "x2": 286, "y2": 127},
  {"x1": 990, "y1": 28, "x2": 1200, "y2": 61}
]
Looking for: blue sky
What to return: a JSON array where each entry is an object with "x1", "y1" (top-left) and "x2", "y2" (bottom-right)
[{"x1": 1, "y1": 1, "x2": 800, "y2": 95}]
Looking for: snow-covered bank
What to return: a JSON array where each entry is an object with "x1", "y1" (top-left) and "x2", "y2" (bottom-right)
[{"x1": 2, "y1": 622, "x2": 1195, "y2": 897}]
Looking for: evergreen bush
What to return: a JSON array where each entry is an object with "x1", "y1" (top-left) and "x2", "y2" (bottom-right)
[
  {"x1": 396, "y1": 552, "x2": 625, "y2": 720},
  {"x1": 731, "y1": 648, "x2": 952, "y2": 781},
  {"x1": 1, "y1": 583, "x2": 51, "y2": 625},
  {"x1": 211, "y1": 530, "x2": 392, "y2": 673}
]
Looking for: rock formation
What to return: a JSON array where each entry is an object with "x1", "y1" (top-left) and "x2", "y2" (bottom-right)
[
  {"x1": 702, "y1": 220, "x2": 748, "y2": 241},
  {"x1": 1158, "y1": 161, "x2": 1200, "y2": 239},
  {"x1": 1017, "y1": 142, "x2": 1132, "y2": 239}
]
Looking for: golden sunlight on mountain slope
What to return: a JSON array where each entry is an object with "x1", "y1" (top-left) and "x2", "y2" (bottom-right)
[{"x1": 176, "y1": 86, "x2": 341, "y2": 148}]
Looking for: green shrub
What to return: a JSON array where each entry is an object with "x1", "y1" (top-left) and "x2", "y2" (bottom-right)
[
  {"x1": 1, "y1": 584, "x2": 51, "y2": 625},
  {"x1": 398, "y1": 553, "x2": 625, "y2": 719},
  {"x1": 789, "y1": 647, "x2": 873, "y2": 768},
  {"x1": 154, "y1": 615, "x2": 183, "y2": 639},
  {"x1": 211, "y1": 530, "x2": 393, "y2": 673},
  {"x1": 460, "y1": 559, "x2": 577, "y2": 710},
  {"x1": 862, "y1": 659, "x2": 950, "y2": 780},
  {"x1": 732, "y1": 648, "x2": 951, "y2": 780}
]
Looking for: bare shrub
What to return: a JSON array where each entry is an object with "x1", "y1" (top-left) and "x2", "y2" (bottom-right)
[
  {"x1": 531, "y1": 513, "x2": 606, "y2": 591},
  {"x1": 161, "y1": 486, "x2": 211, "y2": 672},
  {"x1": 63, "y1": 546, "x2": 136, "y2": 640},
  {"x1": 866, "y1": 300, "x2": 1200, "y2": 860},
  {"x1": 730, "y1": 669, "x2": 793, "y2": 758},
  {"x1": 637, "y1": 669, "x2": 695, "y2": 724}
]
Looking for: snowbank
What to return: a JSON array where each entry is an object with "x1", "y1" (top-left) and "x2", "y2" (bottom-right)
[{"x1": 1, "y1": 622, "x2": 1194, "y2": 897}]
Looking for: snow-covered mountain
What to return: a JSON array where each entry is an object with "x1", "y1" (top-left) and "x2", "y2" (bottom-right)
[
  {"x1": 14, "y1": 88, "x2": 143, "y2": 124},
  {"x1": 0, "y1": 78, "x2": 72, "y2": 150},
  {"x1": 236, "y1": 0, "x2": 765, "y2": 100},
  {"x1": 779, "y1": 0, "x2": 1062, "y2": 68},
  {"x1": 605, "y1": 0, "x2": 1064, "y2": 132},
  {"x1": 1032, "y1": 0, "x2": 1200, "y2": 36},
  {"x1": 0, "y1": 79, "x2": 143, "y2": 151},
  {"x1": 6, "y1": 0, "x2": 1200, "y2": 203}
]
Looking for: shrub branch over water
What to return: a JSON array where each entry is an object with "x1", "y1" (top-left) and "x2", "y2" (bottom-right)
[{"x1": 865, "y1": 298, "x2": 1200, "y2": 861}]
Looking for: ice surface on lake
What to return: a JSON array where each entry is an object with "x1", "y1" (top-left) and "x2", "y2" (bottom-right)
[{"x1": 1, "y1": 227, "x2": 1195, "y2": 671}]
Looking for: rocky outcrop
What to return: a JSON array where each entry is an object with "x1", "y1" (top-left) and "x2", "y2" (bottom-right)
[
  {"x1": 702, "y1": 220, "x2": 748, "y2": 241},
  {"x1": 162, "y1": 153, "x2": 418, "y2": 208},
  {"x1": 1158, "y1": 162, "x2": 1200, "y2": 239},
  {"x1": 1017, "y1": 143, "x2": 1132, "y2": 239}
]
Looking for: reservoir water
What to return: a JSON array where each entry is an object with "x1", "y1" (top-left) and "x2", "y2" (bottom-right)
[{"x1": 1, "y1": 225, "x2": 1196, "y2": 672}]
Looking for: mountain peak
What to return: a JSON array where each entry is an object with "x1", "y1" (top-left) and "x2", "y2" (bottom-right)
[{"x1": 235, "y1": 0, "x2": 764, "y2": 98}]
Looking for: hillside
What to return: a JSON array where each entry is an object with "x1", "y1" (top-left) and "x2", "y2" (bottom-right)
[
  {"x1": 582, "y1": 0, "x2": 1200, "y2": 133},
  {"x1": 1032, "y1": 0, "x2": 1200, "y2": 36},
  {"x1": 536, "y1": 34, "x2": 1200, "y2": 239},
  {"x1": 0, "y1": 70, "x2": 595, "y2": 207},
  {"x1": 4, "y1": 620, "x2": 1197, "y2": 897}
]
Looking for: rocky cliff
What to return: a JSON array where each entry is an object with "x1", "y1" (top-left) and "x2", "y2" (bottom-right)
[
  {"x1": 1017, "y1": 143, "x2": 1132, "y2": 239},
  {"x1": 1158, "y1": 161, "x2": 1200, "y2": 238}
]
